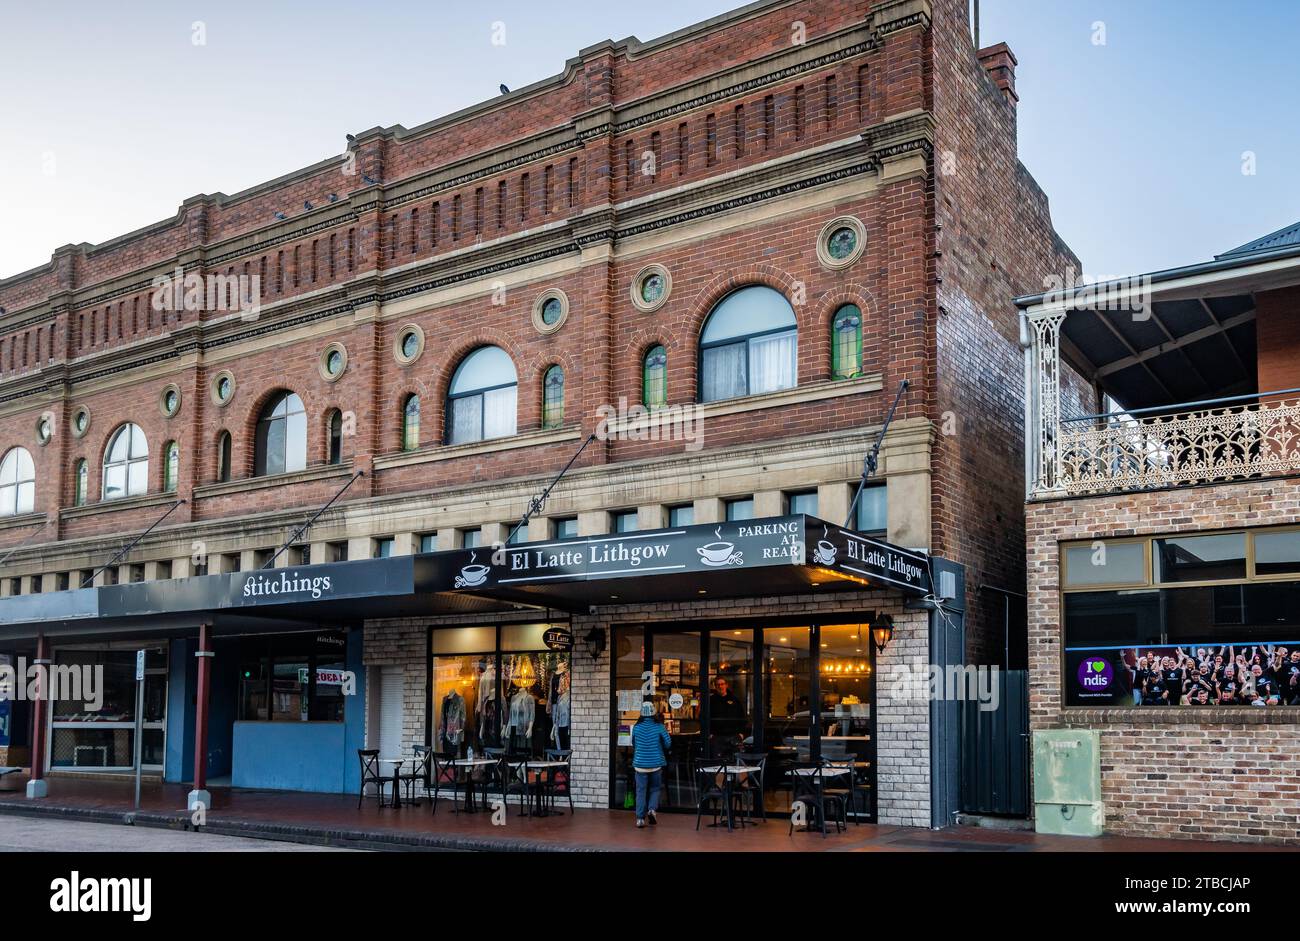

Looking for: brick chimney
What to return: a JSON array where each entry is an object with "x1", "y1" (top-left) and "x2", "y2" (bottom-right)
[{"x1": 977, "y1": 42, "x2": 1018, "y2": 106}]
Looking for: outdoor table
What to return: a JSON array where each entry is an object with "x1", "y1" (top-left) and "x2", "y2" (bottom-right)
[
  {"x1": 450, "y1": 758, "x2": 497, "y2": 813},
  {"x1": 698, "y1": 764, "x2": 761, "y2": 831},
  {"x1": 378, "y1": 758, "x2": 404, "y2": 808},
  {"x1": 508, "y1": 760, "x2": 569, "y2": 817},
  {"x1": 787, "y1": 766, "x2": 852, "y2": 834}
]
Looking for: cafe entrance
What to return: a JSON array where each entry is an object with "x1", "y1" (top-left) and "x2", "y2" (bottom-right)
[{"x1": 610, "y1": 615, "x2": 878, "y2": 821}]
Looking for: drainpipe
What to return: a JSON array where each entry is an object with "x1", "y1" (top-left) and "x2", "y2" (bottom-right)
[{"x1": 26, "y1": 635, "x2": 49, "y2": 799}]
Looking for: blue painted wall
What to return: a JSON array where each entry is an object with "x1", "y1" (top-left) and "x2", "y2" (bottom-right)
[
  {"x1": 164, "y1": 638, "x2": 193, "y2": 783},
  {"x1": 232, "y1": 721, "x2": 348, "y2": 792}
]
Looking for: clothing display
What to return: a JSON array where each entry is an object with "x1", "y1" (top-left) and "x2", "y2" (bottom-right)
[{"x1": 440, "y1": 690, "x2": 467, "y2": 754}]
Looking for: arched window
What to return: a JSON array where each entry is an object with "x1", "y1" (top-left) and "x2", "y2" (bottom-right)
[
  {"x1": 699, "y1": 285, "x2": 798, "y2": 402},
  {"x1": 541, "y1": 366, "x2": 564, "y2": 429},
  {"x1": 162, "y1": 440, "x2": 179, "y2": 492},
  {"x1": 643, "y1": 345, "x2": 667, "y2": 409},
  {"x1": 327, "y1": 410, "x2": 344, "y2": 465},
  {"x1": 446, "y1": 346, "x2": 516, "y2": 444},
  {"x1": 0, "y1": 447, "x2": 34, "y2": 516},
  {"x1": 73, "y1": 459, "x2": 87, "y2": 507},
  {"x1": 402, "y1": 395, "x2": 420, "y2": 451},
  {"x1": 255, "y1": 392, "x2": 306, "y2": 476},
  {"x1": 102, "y1": 423, "x2": 149, "y2": 500},
  {"x1": 216, "y1": 431, "x2": 232, "y2": 482},
  {"x1": 831, "y1": 304, "x2": 863, "y2": 380}
]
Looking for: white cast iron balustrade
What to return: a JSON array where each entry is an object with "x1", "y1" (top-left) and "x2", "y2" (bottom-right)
[{"x1": 1054, "y1": 397, "x2": 1300, "y2": 496}]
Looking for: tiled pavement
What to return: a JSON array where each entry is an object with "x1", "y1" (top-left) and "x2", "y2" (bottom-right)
[{"x1": 0, "y1": 776, "x2": 1283, "y2": 852}]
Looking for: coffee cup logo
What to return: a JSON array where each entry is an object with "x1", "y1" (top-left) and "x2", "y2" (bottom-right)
[
  {"x1": 455, "y1": 552, "x2": 491, "y2": 588},
  {"x1": 696, "y1": 527, "x2": 743, "y2": 567},
  {"x1": 1076, "y1": 657, "x2": 1113, "y2": 690}
]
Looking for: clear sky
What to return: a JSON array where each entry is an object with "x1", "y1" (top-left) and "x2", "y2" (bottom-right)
[{"x1": 1, "y1": 0, "x2": 1297, "y2": 281}]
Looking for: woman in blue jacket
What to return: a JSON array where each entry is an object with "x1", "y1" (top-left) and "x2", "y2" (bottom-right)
[{"x1": 631, "y1": 700, "x2": 672, "y2": 828}]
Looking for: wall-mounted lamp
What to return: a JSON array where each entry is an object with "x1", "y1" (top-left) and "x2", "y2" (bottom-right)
[
  {"x1": 583, "y1": 626, "x2": 606, "y2": 662},
  {"x1": 871, "y1": 613, "x2": 895, "y2": 654}
]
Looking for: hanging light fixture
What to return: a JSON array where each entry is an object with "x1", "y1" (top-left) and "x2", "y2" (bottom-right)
[{"x1": 871, "y1": 613, "x2": 895, "y2": 653}]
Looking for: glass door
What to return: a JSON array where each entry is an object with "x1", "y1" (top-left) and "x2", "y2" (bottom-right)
[
  {"x1": 818, "y1": 623, "x2": 875, "y2": 819},
  {"x1": 648, "y1": 631, "x2": 701, "y2": 809},
  {"x1": 761, "y1": 626, "x2": 812, "y2": 814}
]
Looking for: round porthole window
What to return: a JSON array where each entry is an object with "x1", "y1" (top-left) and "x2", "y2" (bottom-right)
[
  {"x1": 630, "y1": 264, "x2": 672, "y2": 313},
  {"x1": 393, "y1": 324, "x2": 426, "y2": 366},
  {"x1": 319, "y1": 343, "x2": 348, "y2": 382},
  {"x1": 817, "y1": 216, "x2": 867, "y2": 270},
  {"x1": 211, "y1": 371, "x2": 236, "y2": 407},
  {"x1": 160, "y1": 385, "x2": 182, "y2": 418},
  {"x1": 532, "y1": 289, "x2": 569, "y2": 335},
  {"x1": 36, "y1": 415, "x2": 53, "y2": 445},
  {"x1": 71, "y1": 406, "x2": 91, "y2": 439}
]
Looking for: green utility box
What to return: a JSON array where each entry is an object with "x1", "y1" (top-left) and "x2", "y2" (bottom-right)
[{"x1": 1032, "y1": 729, "x2": 1103, "y2": 837}]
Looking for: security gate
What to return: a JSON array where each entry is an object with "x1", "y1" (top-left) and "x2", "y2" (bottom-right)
[{"x1": 959, "y1": 669, "x2": 1029, "y2": 817}]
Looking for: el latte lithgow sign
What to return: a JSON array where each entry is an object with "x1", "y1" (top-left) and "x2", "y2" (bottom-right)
[{"x1": 437, "y1": 515, "x2": 931, "y2": 596}]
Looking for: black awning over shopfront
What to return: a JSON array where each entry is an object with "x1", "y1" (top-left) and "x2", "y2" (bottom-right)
[{"x1": 0, "y1": 515, "x2": 934, "y2": 640}]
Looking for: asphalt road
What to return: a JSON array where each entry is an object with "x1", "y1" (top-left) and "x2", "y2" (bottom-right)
[{"x1": 0, "y1": 815, "x2": 356, "y2": 852}]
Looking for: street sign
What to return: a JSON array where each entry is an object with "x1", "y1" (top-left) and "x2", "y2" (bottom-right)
[{"x1": 135, "y1": 649, "x2": 146, "y2": 681}]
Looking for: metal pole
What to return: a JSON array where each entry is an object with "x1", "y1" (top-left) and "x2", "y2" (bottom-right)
[
  {"x1": 263, "y1": 471, "x2": 365, "y2": 568},
  {"x1": 845, "y1": 379, "x2": 909, "y2": 528},
  {"x1": 133, "y1": 649, "x2": 145, "y2": 810}
]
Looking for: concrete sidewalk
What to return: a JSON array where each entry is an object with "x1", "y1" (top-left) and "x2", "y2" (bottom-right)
[{"x1": 0, "y1": 776, "x2": 1284, "y2": 853}]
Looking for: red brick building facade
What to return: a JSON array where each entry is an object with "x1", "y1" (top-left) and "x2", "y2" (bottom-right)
[{"x1": 0, "y1": 0, "x2": 1074, "y2": 822}]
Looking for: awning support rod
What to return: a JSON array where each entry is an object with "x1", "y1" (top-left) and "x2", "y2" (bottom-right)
[
  {"x1": 507, "y1": 433, "x2": 597, "y2": 544},
  {"x1": 82, "y1": 499, "x2": 187, "y2": 587},
  {"x1": 262, "y1": 470, "x2": 365, "y2": 569},
  {"x1": 845, "y1": 378, "x2": 909, "y2": 529}
]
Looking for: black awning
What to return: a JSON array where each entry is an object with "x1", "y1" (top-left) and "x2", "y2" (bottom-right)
[
  {"x1": 0, "y1": 515, "x2": 933, "y2": 639},
  {"x1": 420, "y1": 515, "x2": 932, "y2": 611}
]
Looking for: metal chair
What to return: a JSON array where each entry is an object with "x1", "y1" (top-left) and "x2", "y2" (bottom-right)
[
  {"x1": 428, "y1": 751, "x2": 456, "y2": 814},
  {"x1": 357, "y1": 749, "x2": 392, "y2": 810},
  {"x1": 788, "y1": 763, "x2": 846, "y2": 837},
  {"x1": 735, "y1": 751, "x2": 768, "y2": 823},
  {"x1": 543, "y1": 748, "x2": 574, "y2": 814},
  {"x1": 820, "y1": 756, "x2": 867, "y2": 823},
  {"x1": 496, "y1": 755, "x2": 533, "y2": 817},
  {"x1": 693, "y1": 759, "x2": 730, "y2": 830},
  {"x1": 397, "y1": 745, "x2": 431, "y2": 806}
]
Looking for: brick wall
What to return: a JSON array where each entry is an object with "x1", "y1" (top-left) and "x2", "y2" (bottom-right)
[{"x1": 1027, "y1": 478, "x2": 1300, "y2": 844}]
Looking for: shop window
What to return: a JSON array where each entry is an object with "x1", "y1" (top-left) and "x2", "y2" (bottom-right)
[
  {"x1": 612, "y1": 510, "x2": 638, "y2": 534},
  {"x1": 237, "y1": 633, "x2": 347, "y2": 723},
  {"x1": 642, "y1": 345, "x2": 667, "y2": 409},
  {"x1": 129, "y1": 564, "x2": 144, "y2": 583},
  {"x1": 55, "y1": 572, "x2": 70, "y2": 591},
  {"x1": 327, "y1": 409, "x2": 344, "y2": 464},
  {"x1": 430, "y1": 624, "x2": 571, "y2": 757},
  {"x1": 288, "y1": 545, "x2": 309, "y2": 566},
  {"x1": 373, "y1": 537, "x2": 394, "y2": 559},
  {"x1": 162, "y1": 440, "x2": 179, "y2": 492},
  {"x1": 505, "y1": 525, "x2": 527, "y2": 545},
  {"x1": 418, "y1": 534, "x2": 437, "y2": 553},
  {"x1": 1154, "y1": 533, "x2": 1246, "y2": 584},
  {"x1": 253, "y1": 548, "x2": 275, "y2": 569},
  {"x1": 8, "y1": 577, "x2": 20, "y2": 595},
  {"x1": 699, "y1": 286, "x2": 797, "y2": 403},
  {"x1": 223, "y1": 552, "x2": 242, "y2": 573},
  {"x1": 786, "y1": 490, "x2": 817, "y2": 516},
  {"x1": 73, "y1": 458, "x2": 87, "y2": 507},
  {"x1": 216, "y1": 431, "x2": 232, "y2": 482},
  {"x1": 327, "y1": 541, "x2": 348, "y2": 562},
  {"x1": 156, "y1": 560, "x2": 172, "y2": 580},
  {"x1": 50, "y1": 647, "x2": 168, "y2": 770},
  {"x1": 460, "y1": 528, "x2": 481, "y2": 549},
  {"x1": 1063, "y1": 581, "x2": 1300, "y2": 708},
  {"x1": 1254, "y1": 529, "x2": 1300, "y2": 577},
  {"x1": 855, "y1": 484, "x2": 887, "y2": 536},
  {"x1": 446, "y1": 346, "x2": 517, "y2": 445},
  {"x1": 553, "y1": 517, "x2": 579, "y2": 540},
  {"x1": 541, "y1": 365, "x2": 565, "y2": 429},
  {"x1": 668, "y1": 504, "x2": 694, "y2": 527},
  {"x1": 830, "y1": 304, "x2": 863, "y2": 379},
  {"x1": 724, "y1": 497, "x2": 754, "y2": 522},
  {"x1": 103, "y1": 567, "x2": 119, "y2": 585},
  {"x1": 102, "y1": 423, "x2": 149, "y2": 500},
  {"x1": 254, "y1": 392, "x2": 307, "y2": 476},
  {"x1": 1063, "y1": 540, "x2": 1146, "y2": 588},
  {"x1": 401, "y1": 395, "x2": 420, "y2": 451}
]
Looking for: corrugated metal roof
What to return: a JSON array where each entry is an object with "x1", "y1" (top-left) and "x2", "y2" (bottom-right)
[{"x1": 1219, "y1": 219, "x2": 1300, "y2": 258}]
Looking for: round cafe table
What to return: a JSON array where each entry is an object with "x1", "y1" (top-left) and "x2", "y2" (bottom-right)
[
  {"x1": 507, "y1": 760, "x2": 569, "y2": 817},
  {"x1": 450, "y1": 758, "x2": 497, "y2": 813},
  {"x1": 697, "y1": 764, "x2": 760, "y2": 831}
]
